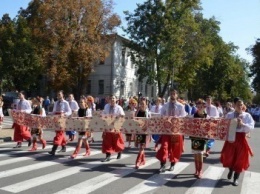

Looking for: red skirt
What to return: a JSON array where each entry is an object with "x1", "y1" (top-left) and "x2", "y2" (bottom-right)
[
  {"x1": 220, "y1": 132, "x2": 253, "y2": 172},
  {"x1": 13, "y1": 123, "x2": 31, "y2": 142},
  {"x1": 156, "y1": 134, "x2": 184, "y2": 163},
  {"x1": 53, "y1": 131, "x2": 66, "y2": 146},
  {"x1": 102, "y1": 132, "x2": 125, "y2": 154}
]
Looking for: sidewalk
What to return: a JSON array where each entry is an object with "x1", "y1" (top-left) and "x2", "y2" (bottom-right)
[{"x1": 0, "y1": 128, "x2": 13, "y2": 143}]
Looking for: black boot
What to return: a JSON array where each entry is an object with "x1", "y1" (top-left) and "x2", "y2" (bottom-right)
[
  {"x1": 102, "y1": 153, "x2": 111, "y2": 162},
  {"x1": 233, "y1": 172, "x2": 240, "y2": 186},
  {"x1": 159, "y1": 162, "x2": 166, "y2": 173},
  {"x1": 117, "y1": 152, "x2": 122, "y2": 159},
  {"x1": 227, "y1": 168, "x2": 233, "y2": 180},
  {"x1": 169, "y1": 162, "x2": 175, "y2": 171},
  {"x1": 28, "y1": 138, "x2": 32, "y2": 147},
  {"x1": 48, "y1": 145, "x2": 58, "y2": 156},
  {"x1": 13, "y1": 142, "x2": 22, "y2": 148},
  {"x1": 58, "y1": 146, "x2": 66, "y2": 152}
]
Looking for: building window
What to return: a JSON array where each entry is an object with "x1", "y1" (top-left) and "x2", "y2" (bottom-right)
[
  {"x1": 122, "y1": 48, "x2": 126, "y2": 66},
  {"x1": 120, "y1": 81, "x2": 125, "y2": 96},
  {"x1": 86, "y1": 80, "x2": 91, "y2": 94},
  {"x1": 145, "y1": 84, "x2": 148, "y2": 96},
  {"x1": 151, "y1": 86, "x2": 154, "y2": 98},
  {"x1": 98, "y1": 80, "x2": 104, "y2": 94},
  {"x1": 99, "y1": 54, "x2": 105, "y2": 65}
]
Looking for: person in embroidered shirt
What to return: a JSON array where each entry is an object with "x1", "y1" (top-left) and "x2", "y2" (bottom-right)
[
  {"x1": 220, "y1": 97, "x2": 254, "y2": 186},
  {"x1": 12, "y1": 91, "x2": 32, "y2": 148},
  {"x1": 155, "y1": 89, "x2": 186, "y2": 173},
  {"x1": 66, "y1": 94, "x2": 79, "y2": 141},
  {"x1": 48, "y1": 90, "x2": 72, "y2": 155},
  {"x1": 70, "y1": 98, "x2": 92, "y2": 159},
  {"x1": 125, "y1": 97, "x2": 138, "y2": 148},
  {"x1": 204, "y1": 95, "x2": 219, "y2": 157},
  {"x1": 86, "y1": 95, "x2": 96, "y2": 143},
  {"x1": 190, "y1": 99, "x2": 209, "y2": 179},
  {"x1": 101, "y1": 95, "x2": 125, "y2": 162},
  {"x1": 150, "y1": 97, "x2": 163, "y2": 145},
  {"x1": 150, "y1": 97, "x2": 163, "y2": 114}
]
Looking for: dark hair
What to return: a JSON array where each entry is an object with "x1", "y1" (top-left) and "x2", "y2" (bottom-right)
[
  {"x1": 169, "y1": 88, "x2": 178, "y2": 93},
  {"x1": 109, "y1": 94, "x2": 117, "y2": 99},
  {"x1": 196, "y1": 98, "x2": 206, "y2": 105},
  {"x1": 19, "y1": 91, "x2": 26, "y2": 97},
  {"x1": 234, "y1": 97, "x2": 242, "y2": 104},
  {"x1": 205, "y1": 95, "x2": 212, "y2": 99},
  {"x1": 57, "y1": 90, "x2": 64, "y2": 94},
  {"x1": 215, "y1": 101, "x2": 221, "y2": 107}
]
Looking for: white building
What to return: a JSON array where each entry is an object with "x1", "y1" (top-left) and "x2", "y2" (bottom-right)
[{"x1": 87, "y1": 34, "x2": 157, "y2": 100}]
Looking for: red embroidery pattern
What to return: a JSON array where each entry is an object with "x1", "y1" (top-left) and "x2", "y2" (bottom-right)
[{"x1": 11, "y1": 111, "x2": 232, "y2": 140}]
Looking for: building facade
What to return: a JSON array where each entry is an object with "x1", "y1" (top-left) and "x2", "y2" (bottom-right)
[{"x1": 87, "y1": 34, "x2": 157, "y2": 100}]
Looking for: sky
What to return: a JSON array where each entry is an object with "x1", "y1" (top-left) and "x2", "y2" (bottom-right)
[{"x1": 0, "y1": 0, "x2": 259, "y2": 63}]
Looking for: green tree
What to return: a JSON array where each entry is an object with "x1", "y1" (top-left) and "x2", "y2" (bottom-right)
[
  {"x1": 123, "y1": 0, "x2": 203, "y2": 97},
  {"x1": 248, "y1": 39, "x2": 260, "y2": 93},
  {"x1": 20, "y1": 0, "x2": 121, "y2": 97},
  {"x1": 0, "y1": 14, "x2": 41, "y2": 93}
]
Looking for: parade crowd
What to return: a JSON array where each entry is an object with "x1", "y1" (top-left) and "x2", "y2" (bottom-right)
[{"x1": 0, "y1": 89, "x2": 255, "y2": 187}]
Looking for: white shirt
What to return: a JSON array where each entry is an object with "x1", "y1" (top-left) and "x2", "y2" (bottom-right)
[
  {"x1": 52, "y1": 99, "x2": 72, "y2": 116},
  {"x1": 160, "y1": 101, "x2": 186, "y2": 117},
  {"x1": 16, "y1": 99, "x2": 32, "y2": 113},
  {"x1": 150, "y1": 104, "x2": 163, "y2": 114},
  {"x1": 226, "y1": 111, "x2": 254, "y2": 133},
  {"x1": 103, "y1": 104, "x2": 125, "y2": 116},
  {"x1": 0, "y1": 107, "x2": 3, "y2": 117},
  {"x1": 206, "y1": 104, "x2": 219, "y2": 118},
  {"x1": 68, "y1": 100, "x2": 79, "y2": 112},
  {"x1": 86, "y1": 108, "x2": 92, "y2": 117}
]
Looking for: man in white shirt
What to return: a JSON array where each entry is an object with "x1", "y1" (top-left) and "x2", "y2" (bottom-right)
[
  {"x1": 205, "y1": 95, "x2": 219, "y2": 157},
  {"x1": 150, "y1": 97, "x2": 163, "y2": 114},
  {"x1": 156, "y1": 89, "x2": 187, "y2": 173},
  {"x1": 13, "y1": 91, "x2": 32, "y2": 148},
  {"x1": 66, "y1": 94, "x2": 79, "y2": 141},
  {"x1": 101, "y1": 95, "x2": 125, "y2": 162},
  {"x1": 48, "y1": 90, "x2": 72, "y2": 155}
]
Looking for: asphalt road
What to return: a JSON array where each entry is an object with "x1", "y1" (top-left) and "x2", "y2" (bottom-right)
[{"x1": 0, "y1": 127, "x2": 259, "y2": 194}]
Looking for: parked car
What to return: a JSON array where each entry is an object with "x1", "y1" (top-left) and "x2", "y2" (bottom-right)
[{"x1": 2, "y1": 91, "x2": 19, "y2": 116}]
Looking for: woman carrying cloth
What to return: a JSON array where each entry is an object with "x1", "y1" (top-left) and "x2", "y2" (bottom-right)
[{"x1": 220, "y1": 97, "x2": 254, "y2": 186}]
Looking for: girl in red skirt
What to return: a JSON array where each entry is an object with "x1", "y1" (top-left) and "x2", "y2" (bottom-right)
[
  {"x1": 220, "y1": 97, "x2": 254, "y2": 186},
  {"x1": 70, "y1": 98, "x2": 92, "y2": 158},
  {"x1": 134, "y1": 99, "x2": 151, "y2": 169}
]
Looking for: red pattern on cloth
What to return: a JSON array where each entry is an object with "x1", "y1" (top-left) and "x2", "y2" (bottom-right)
[{"x1": 11, "y1": 111, "x2": 233, "y2": 140}]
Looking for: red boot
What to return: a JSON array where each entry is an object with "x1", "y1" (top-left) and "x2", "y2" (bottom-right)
[
  {"x1": 29, "y1": 139, "x2": 37, "y2": 151},
  {"x1": 40, "y1": 139, "x2": 46, "y2": 149},
  {"x1": 70, "y1": 146, "x2": 80, "y2": 159},
  {"x1": 135, "y1": 153, "x2": 142, "y2": 169},
  {"x1": 194, "y1": 159, "x2": 198, "y2": 177},
  {"x1": 83, "y1": 144, "x2": 90, "y2": 156},
  {"x1": 135, "y1": 152, "x2": 145, "y2": 169},
  {"x1": 197, "y1": 161, "x2": 203, "y2": 179},
  {"x1": 140, "y1": 152, "x2": 146, "y2": 166}
]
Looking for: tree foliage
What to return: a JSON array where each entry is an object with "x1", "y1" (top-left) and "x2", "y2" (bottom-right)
[
  {"x1": 248, "y1": 39, "x2": 260, "y2": 93},
  {"x1": 19, "y1": 0, "x2": 120, "y2": 97},
  {"x1": 123, "y1": 0, "x2": 214, "y2": 97},
  {"x1": 0, "y1": 14, "x2": 41, "y2": 93},
  {"x1": 123, "y1": 0, "x2": 252, "y2": 101}
]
